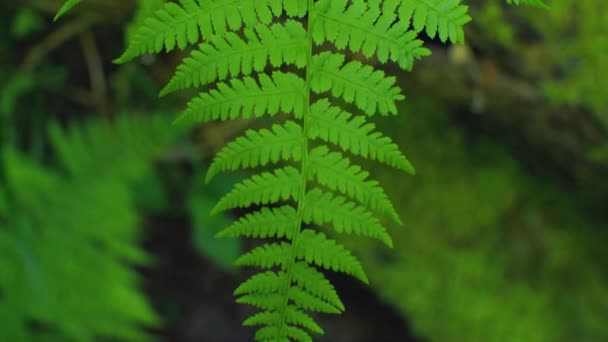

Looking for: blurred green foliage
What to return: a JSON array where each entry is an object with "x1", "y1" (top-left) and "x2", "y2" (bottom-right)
[
  {"x1": 12, "y1": 8, "x2": 46, "y2": 39},
  {"x1": 535, "y1": 1, "x2": 608, "y2": 126},
  {"x1": 189, "y1": 167, "x2": 243, "y2": 273},
  {"x1": 350, "y1": 98, "x2": 608, "y2": 341},
  {"x1": 0, "y1": 2, "x2": 235, "y2": 338},
  {"x1": 476, "y1": 0, "x2": 608, "y2": 127},
  {"x1": 0, "y1": 114, "x2": 179, "y2": 340}
]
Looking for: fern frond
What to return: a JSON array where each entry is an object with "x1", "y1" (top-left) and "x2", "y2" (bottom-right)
[
  {"x1": 176, "y1": 72, "x2": 305, "y2": 124},
  {"x1": 162, "y1": 21, "x2": 308, "y2": 95},
  {"x1": 206, "y1": 121, "x2": 304, "y2": 182},
  {"x1": 107, "y1": 0, "x2": 460, "y2": 339},
  {"x1": 0, "y1": 114, "x2": 173, "y2": 340},
  {"x1": 235, "y1": 271, "x2": 331, "y2": 338},
  {"x1": 49, "y1": 114, "x2": 179, "y2": 181},
  {"x1": 211, "y1": 166, "x2": 301, "y2": 214},
  {"x1": 302, "y1": 188, "x2": 393, "y2": 247},
  {"x1": 311, "y1": 52, "x2": 404, "y2": 115},
  {"x1": 309, "y1": 99, "x2": 414, "y2": 173},
  {"x1": 313, "y1": 0, "x2": 431, "y2": 70},
  {"x1": 245, "y1": 308, "x2": 324, "y2": 334},
  {"x1": 217, "y1": 206, "x2": 298, "y2": 239},
  {"x1": 54, "y1": 0, "x2": 81, "y2": 21},
  {"x1": 308, "y1": 146, "x2": 401, "y2": 224},
  {"x1": 297, "y1": 229, "x2": 368, "y2": 283},
  {"x1": 398, "y1": 0, "x2": 471, "y2": 43}
]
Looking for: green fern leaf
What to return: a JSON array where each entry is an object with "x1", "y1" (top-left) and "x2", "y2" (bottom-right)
[
  {"x1": 236, "y1": 242, "x2": 292, "y2": 269},
  {"x1": 309, "y1": 99, "x2": 414, "y2": 173},
  {"x1": 176, "y1": 72, "x2": 305, "y2": 124},
  {"x1": 308, "y1": 145, "x2": 401, "y2": 224},
  {"x1": 217, "y1": 206, "x2": 298, "y2": 239},
  {"x1": 237, "y1": 293, "x2": 283, "y2": 310},
  {"x1": 235, "y1": 273, "x2": 327, "y2": 334},
  {"x1": 288, "y1": 286, "x2": 342, "y2": 314},
  {"x1": 398, "y1": 0, "x2": 471, "y2": 43},
  {"x1": 285, "y1": 307, "x2": 325, "y2": 334},
  {"x1": 302, "y1": 188, "x2": 393, "y2": 247},
  {"x1": 313, "y1": 0, "x2": 431, "y2": 70},
  {"x1": 211, "y1": 166, "x2": 302, "y2": 214},
  {"x1": 106, "y1": 0, "x2": 469, "y2": 339},
  {"x1": 296, "y1": 229, "x2": 368, "y2": 283},
  {"x1": 291, "y1": 262, "x2": 344, "y2": 311},
  {"x1": 245, "y1": 308, "x2": 326, "y2": 336},
  {"x1": 244, "y1": 308, "x2": 323, "y2": 334},
  {"x1": 49, "y1": 114, "x2": 178, "y2": 181},
  {"x1": 255, "y1": 325, "x2": 312, "y2": 342},
  {"x1": 311, "y1": 52, "x2": 404, "y2": 115},
  {"x1": 162, "y1": 21, "x2": 308, "y2": 95},
  {"x1": 206, "y1": 121, "x2": 304, "y2": 182},
  {"x1": 0, "y1": 114, "x2": 175, "y2": 340},
  {"x1": 243, "y1": 311, "x2": 281, "y2": 327},
  {"x1": 235, "y1": 270, "x2": 284, "y2": 296}
]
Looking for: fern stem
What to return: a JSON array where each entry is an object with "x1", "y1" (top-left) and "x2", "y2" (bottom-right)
[{"x1": 276, "y1": 0, "x2": 316, "y2": 338}]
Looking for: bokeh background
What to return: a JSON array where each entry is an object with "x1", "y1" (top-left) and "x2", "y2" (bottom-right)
[{"x1": 1, "y1": 1, "x2": 607, "y2": 341}]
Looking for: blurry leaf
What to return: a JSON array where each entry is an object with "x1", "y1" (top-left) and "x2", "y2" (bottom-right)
[
  {"x1": 191, "y1": 195, "x2": 241, "y2": 272},
  {"x1": 53, "y1": 0, "x2": 81, "y2": 22},
  {"x1": 588, "y1": 144, "x2": 608, "y2": 168},
  {"x1": 11, "y1": 8, "x2": 46, "y2": 39},
  {"x1": 0, "y1": 114, "x2": 186, "y2": 340},
  {"x1": 48, "y1": 113, "x2": 181, "y2": 181},
  {"x1": 189, "y1": 168, "x2": 242, "y2": 273},
  {"x1": 0, "y1": 73, "x2": 35, "y2": 117}
]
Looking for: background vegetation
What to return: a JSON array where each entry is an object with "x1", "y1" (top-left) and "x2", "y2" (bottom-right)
[{"x1": 1, "y1": 0, "x2": 606, "y2": 341}]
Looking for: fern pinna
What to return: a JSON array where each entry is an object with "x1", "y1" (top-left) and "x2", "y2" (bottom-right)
[{"x1": 57, "y1": 0, "x2": 469, "y2": 340}]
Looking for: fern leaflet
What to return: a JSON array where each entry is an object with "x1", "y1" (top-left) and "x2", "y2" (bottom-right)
[
  {"x1": 397, "y1": 0, "x2": 471, "y2": 43},
  {"x1": 177, "y1": 72, "x2": 306, "y2": 123},
  {"x1": 207, "y1": 121, "x2": 304, "y2": 182}
]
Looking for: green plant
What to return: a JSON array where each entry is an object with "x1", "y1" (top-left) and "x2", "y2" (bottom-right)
[
  {"x1": 53, "y1": 0, "x2": 562, "y2": 341},
  {"x1": 53, "y1": 0, "x2": 472, "y2": 340},
  {"x1": 532, "y1": 0, "x2": 608, "y2": 126},
  {"x1": 0, "y1": 114, "x2": 179, "y2": 340},
  {"x1": 54, "y1": 0, "x2": 82, "y2": 21}
]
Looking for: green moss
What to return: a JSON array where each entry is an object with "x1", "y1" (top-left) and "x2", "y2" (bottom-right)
[{"x1": 348, "y1": 99, "x2": 608, "y2": 341}]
